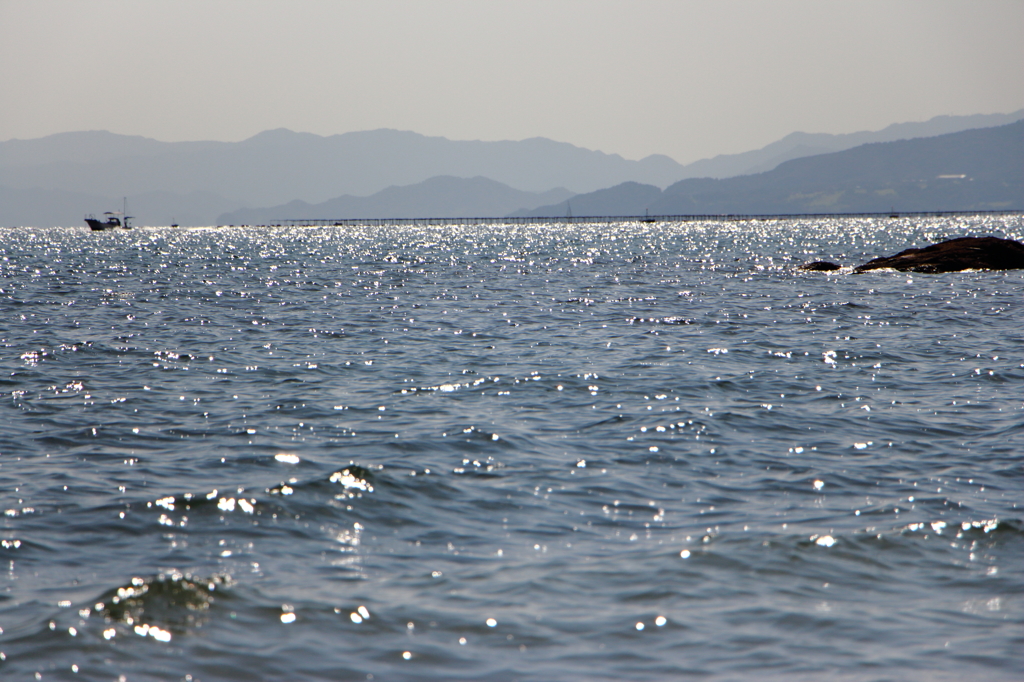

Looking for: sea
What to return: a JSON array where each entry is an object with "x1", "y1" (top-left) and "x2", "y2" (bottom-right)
[{"x1": 0, "y1": 215, "x2": 1021, "y2": 682}]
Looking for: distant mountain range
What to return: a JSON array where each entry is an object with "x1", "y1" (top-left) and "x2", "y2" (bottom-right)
[
  {"x1": 518, "y1": 121, "x2": 1024, "y2": 217},
  {"x1": 0, "y1": 129, "x2": 682, "y2": 206},
  {"x1": 0, "y1": 109, "x2": 1021, "y2": 226},
  {"x1": 673, "y1": 110, "x2": 1024, "y2": 180}
]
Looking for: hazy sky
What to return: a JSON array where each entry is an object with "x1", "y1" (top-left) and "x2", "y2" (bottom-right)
[{"x1": 2, "y1": 0, "x2": 1022, "y2": 163}]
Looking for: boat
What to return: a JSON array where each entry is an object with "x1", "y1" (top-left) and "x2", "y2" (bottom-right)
[
  {"x1": 84, "y1": 212, "x2": 122, "y2": 230},
  {"x1": 85, "y1": 198, "x2": 133, "y2": 231}
]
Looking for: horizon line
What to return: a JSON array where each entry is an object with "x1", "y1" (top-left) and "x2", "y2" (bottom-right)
[{"x1": 217, "y1": 209, "x2": 1023, "y2": 228}]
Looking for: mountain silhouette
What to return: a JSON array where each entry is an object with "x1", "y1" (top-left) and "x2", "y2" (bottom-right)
[
  {"x1": 672, "y1": 109, "x2": 1024, "y2": 180},
  {"x1": 521, "y1": 120, "x2": 1024, "y2": 217},
  {"x1": 0, "y1": 128, "x2": 683, "y2": 208},
  {"x1": 2, "y1": 111, "x2": 1020, "y2": 226}
]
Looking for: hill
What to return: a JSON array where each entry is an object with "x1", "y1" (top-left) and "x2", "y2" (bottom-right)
[
  {"x1": 0, "y1": 128, "x2": 683, "y2": 208},
  {"x1": 520, "y1": 120, "x2": 1024, "y2": 217},
  {"x1": 3, "y1": 110, "x2": 1020, "y2": 226},
  {"x1": 673, "y1": 109, "x2": 1024, "y2": 180}
]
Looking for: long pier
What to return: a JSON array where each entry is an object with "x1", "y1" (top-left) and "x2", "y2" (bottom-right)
[{"x1": 243, "y1": 209, "x2": 1021, "y2": 228}]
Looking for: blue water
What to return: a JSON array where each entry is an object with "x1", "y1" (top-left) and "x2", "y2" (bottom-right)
[{"x1": 1, "y1": 216, "x2": 1022, "y2": 681}]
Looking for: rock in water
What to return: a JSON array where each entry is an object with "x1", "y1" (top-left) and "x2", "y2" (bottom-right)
[
  {"x1": 799, "y1": 261, "x2": 842, "y2": 272},
  {"x1": 853, "y1": 236, "x2": 1024, "y2": 274}
]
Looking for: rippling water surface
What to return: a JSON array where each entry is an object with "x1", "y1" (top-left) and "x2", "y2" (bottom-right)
[{"x1": 1, "y1": 216, "x2": 1022, "y2": 681}]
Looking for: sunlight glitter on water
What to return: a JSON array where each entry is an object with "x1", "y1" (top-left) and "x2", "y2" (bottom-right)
[{"x1": 0, "y1": 216, "x2": 1021, "y2": 681}]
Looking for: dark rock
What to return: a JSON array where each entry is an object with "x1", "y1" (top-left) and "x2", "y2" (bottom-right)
[
  {"x1": 853, "y1": 236, "x2": 1024, "y2": 274},
  {"x1": 799, "y1": 261, "x2": 842, "y2": 272}
]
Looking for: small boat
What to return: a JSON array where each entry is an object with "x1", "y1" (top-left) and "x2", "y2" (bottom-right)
[
  {"x1": 85, "y1": 198, "x2": 133, "y2": 231},
  {"x1": 85, "y1": 212, "x2": 122, "y2": 231}
]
